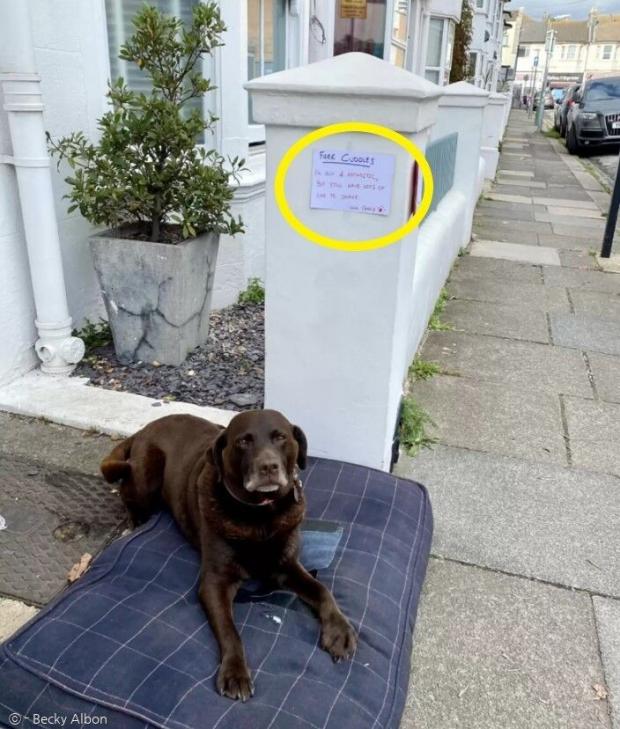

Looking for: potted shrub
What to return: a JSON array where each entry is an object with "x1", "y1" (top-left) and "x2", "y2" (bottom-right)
[{"x1": 48, "y1": 3, "x2": 244, "y2": 366}]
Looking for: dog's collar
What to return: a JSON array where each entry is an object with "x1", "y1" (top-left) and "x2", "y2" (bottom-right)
[{"x1": 219, "y1": 475, "x2": 303, "y2": 510}]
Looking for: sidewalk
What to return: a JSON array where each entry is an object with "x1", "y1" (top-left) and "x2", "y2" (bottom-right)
[{"x1": 399, "y1": 109, "x2": 620, "y2": 728}]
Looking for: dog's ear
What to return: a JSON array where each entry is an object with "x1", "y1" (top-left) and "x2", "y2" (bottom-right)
[
  {"x1": 208, "y1": 429, "x2": 227, "y2": 479},
  {"x1": 292, "y1": 425, "x2": 308, "y2": 470}
]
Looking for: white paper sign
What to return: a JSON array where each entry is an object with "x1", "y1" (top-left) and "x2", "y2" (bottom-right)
[{"x1": 310, "y1": 149, "x2": 396, "y2": 216}]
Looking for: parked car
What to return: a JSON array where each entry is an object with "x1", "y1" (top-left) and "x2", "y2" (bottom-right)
[
  {"x1": 533, "y1": 90, "x2": 554, "y2": 110},
  {"x1": 554, "y1": 84, "x2": 581, "y2": 137},
  {"x1": 551, "y1": 88, "x2": 567, "y2": 105},
  {"x1": 566, "y1": 76, "x2": 620, "y2": 154}
]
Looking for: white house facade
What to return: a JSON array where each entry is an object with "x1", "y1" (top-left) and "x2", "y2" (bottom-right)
[
  {"x1": 469, "y1": 0, "x2": 507, "y2": 90},
  {"x1": 1, "y1": 0, "x2": 514, "y2": 397}
]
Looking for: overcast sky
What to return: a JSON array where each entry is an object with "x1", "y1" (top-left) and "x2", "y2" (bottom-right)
[{"x1": 506, "y1": 0, "x2": 620, "y2": 20}]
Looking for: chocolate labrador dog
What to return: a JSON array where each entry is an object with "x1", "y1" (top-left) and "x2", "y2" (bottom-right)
[{"x1": 100, "y1": 411, "x2": 356, "y2": 701}]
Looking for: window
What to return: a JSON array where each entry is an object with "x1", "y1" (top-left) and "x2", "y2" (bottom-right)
[
  {"x1": 247, "y1": 0, "x2": 286, "y2": 136},
  {"x1": 334, "y1": 0, "x2": 387, "y2": 59},
  {"x1": 476, "y1": 0, "x2": 485, "y2": 8},
  {"x1": 567, "y1": 45, "x2": 576, "y2": 60},
  {"x1": 517, "y1": 46, "x2": 529, "y2": 58},
  {"x1": 560, "y1": 45, "x2": 566, "y2": 59},
  {"x1": 390, "y1": 0, "x2": 409, "y2": 68},
  {"x1": 424, "y1": 17, "x2": 454, "y2": 86},
  {"x1": 467, "y1": 51, "x2": 479, "y2": 80},
  {"x1": 502, "y1": 31, "x2": 509, "y2": 47},
  {"x1": 603, "y1": 44, "x2": 613, "y2": 60}
]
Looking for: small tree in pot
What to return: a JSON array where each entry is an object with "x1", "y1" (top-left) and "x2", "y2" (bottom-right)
[{"x1": 48, "y1": 3, "x2": 244, "y2": 366}]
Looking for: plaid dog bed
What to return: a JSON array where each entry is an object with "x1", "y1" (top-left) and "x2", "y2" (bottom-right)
[{"x1": 0, "y1": 458, "x2": 432, "y2": 729}]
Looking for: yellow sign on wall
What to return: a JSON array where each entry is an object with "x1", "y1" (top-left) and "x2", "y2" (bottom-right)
[{"x1": 340, "y1": 0, "x2": 367, "y2": 20}]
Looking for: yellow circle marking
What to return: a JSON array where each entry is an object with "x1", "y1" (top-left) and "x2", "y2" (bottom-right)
[{"x1": 274, "y1": 121, "x2": 434, "y2": 252}]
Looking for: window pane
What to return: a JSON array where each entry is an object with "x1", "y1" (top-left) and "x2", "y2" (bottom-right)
[
  {"x1": 247, "y1": 0, "x2": 286, "y2": 124},
  {"x1": 390, "y1": 45, "x2": 406, "y2": 67},
  {"x1": 334, "y1": 0, "x2": 387, "y2": 59},
  {"x1": 426, "y1": 18, "x2": 443, "y2": 68},
  {"x1": 425, "y1": 69, "x2": 440, "y2": 84},
  {"x1": 392, "y1": 1, "x2": 408, "y2": 44}
]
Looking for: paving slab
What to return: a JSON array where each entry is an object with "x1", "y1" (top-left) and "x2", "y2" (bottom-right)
[
  {"x1": 403, "y1": 559, "x2": 611, "y2": 729},
  {"x1": 550, "y1": 313, "x2": 620, "y2": 355},
  {"x1": 485, "y1": 192, "x2": 533, "y2": 205},
  {"x1": 411, "y1": 375, "x2": 566, "y2": 465},
  {"x1": 0, "y1": 412, "x2": 113, "y2": 476},
  {"x1": 598, "y1": 254, "x2": 620, "y2": 273},
  {"x1": 450, "y1": 255, "x2": 542, "y2": 283},
  {"x1": 396, "y1": 445, "x2": 620, "y2": 596},
  {"x1": 0, "y1": 598, "x2": 38, "y2": 642},
  {"x1": 564, "y1": 396, "x2": 620, "y2": 477},
  {"x1": 538, "y1": 213, "x2": 606, "y2": 232},
  {"x1": 470, "y1": 240, "x2": 562, "y2": 266},
  {"x1": 421, "y1": 331, "x2": 592, "y2": 397},
  {"x1": 543, "y1": 266, "x2": 620, "y2": 293},
  {"x1": 475, "y1": 204, "x2": 536, "y2": 221},
  {"x1": 587, "y1": 351, "x2": 620, "y2": 403},
  {"x1": 560, "y1": 249, "x2": 602, "y2": 269},
  {"x1": 504, "y1": 185, "x2": 591, "y2": 201},
  {"x1": 472, "y1": 224, "x2": 541, "y2": 244},
  {"x1": 444, "y1": 299, "x2": 550, "y2": 343},
  {"x1": 569, "y1": 289, "x2": 620, "y2": 320},
  {"x1": 546, "y1": 206, "x2": 604, "y2": 219},
  {"x1": 593, "y1": 597, "x2": 620, "y2": 729},
  {"x1": 448, "y1": 277, "x2": 569, "y2": 312},
  {"x1": 495, "y1": 178, "x2": 546, "y2": 188},
  {"x1": 552, "y1": 222, "x2": 604, "y2": 239},
  {"x1": 498, "y1": 169, "x2": 534, "y2": 178},
  {"x1": 537, "y1": 232, "x2": 597, "y2": 250},
  {"x1": 532, "y1": 197, "x2": 599, "y2": 210}
]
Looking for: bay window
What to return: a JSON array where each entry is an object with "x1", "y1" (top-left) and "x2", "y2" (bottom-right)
[{"x1": 334, "y1": 0, "x2": 387, "y2": 59}]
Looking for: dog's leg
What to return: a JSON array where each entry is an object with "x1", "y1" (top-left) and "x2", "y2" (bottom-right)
[
  {"x1": 198, "y1": 576, "x2": 254, "y2": 701},
  {"x1": 279, "y1": 561, "x2": 357, "y2": 662}
]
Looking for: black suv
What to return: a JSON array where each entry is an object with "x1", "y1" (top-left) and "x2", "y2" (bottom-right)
[{"x1": 566, "y1": 76, "x2": 620, "y2": 154}]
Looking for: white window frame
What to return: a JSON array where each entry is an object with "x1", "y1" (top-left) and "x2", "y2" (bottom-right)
[
  {"x1": 603, "y1": 44, "x2": 613, "y2": 60},
  {"x1": 389, "y1": 0, "x2": 410, "y2": 68},
  {"x1": 567, "y1": 44, "x2": 576, "y2": 60},
  {"x1": 424, "y1": 16, "x2": 454, "y2": 86}
]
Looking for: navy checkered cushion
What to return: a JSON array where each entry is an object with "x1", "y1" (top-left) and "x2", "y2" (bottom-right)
[{"x1": 0, "y1": 458, "x2": 432, "y2": 729}]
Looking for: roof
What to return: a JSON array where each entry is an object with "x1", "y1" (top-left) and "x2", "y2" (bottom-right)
[{"x1": 519, "y1": 13, "x2": 620, "y2": 45}]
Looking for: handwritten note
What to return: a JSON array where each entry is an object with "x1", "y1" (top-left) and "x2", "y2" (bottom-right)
[{"x1": 310, "y1": 149, "x2": 395, "y2": 217}]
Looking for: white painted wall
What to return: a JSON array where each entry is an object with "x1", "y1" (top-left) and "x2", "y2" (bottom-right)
[{"x1": 248, "y1": 53, "x2": 441, "y2": 471}]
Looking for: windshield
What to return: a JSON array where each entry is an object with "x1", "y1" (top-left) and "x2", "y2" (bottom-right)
[
  {"x1": 551, "y1": 89, "x2": 565, "y2": 101},
  {"x1": 585, "y1": 79, "x2": 620, "y2": 101}
]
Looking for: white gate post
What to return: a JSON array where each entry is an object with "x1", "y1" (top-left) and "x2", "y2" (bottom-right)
[
  {"x1": 481, "y1": 92, "x2": 508, "y2": 181},
  {"x1": 0, "y1": 2, "x2": 84, "y2": 375},
  {"x1": 247, "y1": 53, "x2": 439, "y2": 470}
]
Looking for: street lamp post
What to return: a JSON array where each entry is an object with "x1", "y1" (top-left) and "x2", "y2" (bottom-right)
[{"x1": 582, "y1": 9, "x2": 599, "y2": 86}]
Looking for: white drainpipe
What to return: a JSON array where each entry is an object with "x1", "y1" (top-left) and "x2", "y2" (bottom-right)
[{"x1": 0, "y1": 1, "x2": 84, "y2": 375}]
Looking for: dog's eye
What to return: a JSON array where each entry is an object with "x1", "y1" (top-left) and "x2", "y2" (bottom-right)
[
  {"x1": 272, "y1": 432, "x2": 286, "y2": 443},
  {"x1": 236, "y1": 435, "x2": 253, "y2": 448}
]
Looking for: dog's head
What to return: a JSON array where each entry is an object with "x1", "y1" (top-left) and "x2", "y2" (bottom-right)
[{"x1": 210, "y1": 409, "x2": 307, "y2": 507}]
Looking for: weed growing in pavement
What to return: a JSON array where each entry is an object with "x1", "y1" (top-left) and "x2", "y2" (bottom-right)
[
  {"x1": 410, "y1": 359, "x2": 442, "y2": 381},
  {"x1": 428, "y1": 288, "x2": 454, "y2": 331},
  {"x1": 400, "y1": 398, "x2": 437, "y2": 456}
]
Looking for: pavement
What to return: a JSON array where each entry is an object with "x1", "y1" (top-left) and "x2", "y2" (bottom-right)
[
  {"x1": 398, "y1": 109, "x2": 620, "y2": 728},
  {"x1": 0, "y1": 109, "x2": 618, "y2": 728}
]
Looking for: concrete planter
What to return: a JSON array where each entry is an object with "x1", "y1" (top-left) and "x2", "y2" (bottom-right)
[{"x1": 90, "y1": 229, "x2": 219, "y2": 366}]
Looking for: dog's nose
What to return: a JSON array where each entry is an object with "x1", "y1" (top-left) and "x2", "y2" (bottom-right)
[{"x1": 258, "y1": 461, "x2": 280, "y2": 477}]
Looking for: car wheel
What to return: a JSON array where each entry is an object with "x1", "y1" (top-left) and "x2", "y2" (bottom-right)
[
  {"x1": 560, "y1": 120, "x2": 566, "y2": 138},
  {"x1": 567, "y1": 125, "x2": 581, "y2": 155}
]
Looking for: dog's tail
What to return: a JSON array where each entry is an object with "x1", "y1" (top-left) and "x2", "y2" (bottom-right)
[
  {"x1": 101, "y1": 435, "x2": 164, "y2": 526},
  {"x1": 101, "y1": 435, "x2": 135, "y2": 484}
]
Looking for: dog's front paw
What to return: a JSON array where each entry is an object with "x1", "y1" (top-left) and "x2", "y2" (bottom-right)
[
  {"x1": 321, "y1": 611, "x2": 357, "y2": 662},
  {"x1": 216, "y1": 657, "x2": 254, "y2": 701}
]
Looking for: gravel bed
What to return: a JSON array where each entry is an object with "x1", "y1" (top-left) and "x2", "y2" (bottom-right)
[{"x1": 73, "y1": 303, "x2": 264, "y2": 411}]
